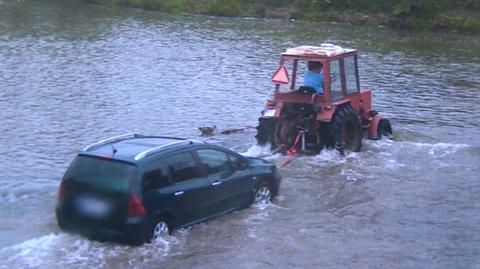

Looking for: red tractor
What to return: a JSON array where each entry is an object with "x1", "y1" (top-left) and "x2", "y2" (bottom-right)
[{"x1": 255, "y1": 44, "x2": 392, "y2": 155}]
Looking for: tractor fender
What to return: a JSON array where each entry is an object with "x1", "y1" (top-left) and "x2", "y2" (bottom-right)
[
  {"x1": 316, "y1": 101, "x2": 351, "y2": 122},
  {"x1": 316, "y1": 107, "x2": 335, "y2": 122},
  {"x1": 260, "y1": 102, "x2": 284, "y2": 118},
  {"x1": 274, "y1": 102, "x2": 284, "y2": 117},
  {"x1": 368, "y1": 113, "x2": 383, "y2": 139}
]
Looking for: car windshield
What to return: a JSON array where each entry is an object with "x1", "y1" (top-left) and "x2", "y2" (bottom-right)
[{"x1": 64, "y1": 156, "x2": 136, "y2": 192}]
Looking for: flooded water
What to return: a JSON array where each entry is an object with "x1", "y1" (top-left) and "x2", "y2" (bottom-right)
[{"x1": 1, "y1": 1, "x2": 480, "y2": 268}]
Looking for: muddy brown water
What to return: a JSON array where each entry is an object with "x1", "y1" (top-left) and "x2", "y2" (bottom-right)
[{"x1": 1, "y1": 1, "x2": 479, "y2": 268}]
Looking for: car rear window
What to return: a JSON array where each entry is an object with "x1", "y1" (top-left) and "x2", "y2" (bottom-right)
[{"x1": 64, "y1": 156, "x2": 136, "y2": 192}]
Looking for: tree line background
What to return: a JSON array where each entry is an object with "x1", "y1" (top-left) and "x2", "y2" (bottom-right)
[{"x1": 83, "y1": 0, "x2": 480, "y2": 33}]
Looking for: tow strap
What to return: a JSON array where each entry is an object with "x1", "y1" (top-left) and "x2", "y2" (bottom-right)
[{"x1": 276, "y1": 131, "x2": 303, "y2": 169}]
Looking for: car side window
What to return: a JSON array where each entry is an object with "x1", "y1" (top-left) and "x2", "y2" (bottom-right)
[
  {"x1": 227, "y1": 153, "x2": 247, "y2": 170},
  {"x1": 142, "y1": 160, "x2": 170, "y2": 194},
  {"x1": 197, "y1": 149, "x2": 231, "y2": 176},
  {"x1": 165, "y1": 152, "x2": 202, "y2": 183}
]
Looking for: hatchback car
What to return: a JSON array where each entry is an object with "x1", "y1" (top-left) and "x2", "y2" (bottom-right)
[{"x1": 56, "y1": 134, "x2": 281, "y2": 244}]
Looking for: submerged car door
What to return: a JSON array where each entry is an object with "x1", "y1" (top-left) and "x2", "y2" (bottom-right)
[
  {"x1": 195, "y1": 148, "x2": 252, "y2": 214},
  {"x1": 163, "y1": 151, "x2": 217, "y2": 226},
  {"x1": 141, "y1": 158, "x2": 174, "y2": 221}
]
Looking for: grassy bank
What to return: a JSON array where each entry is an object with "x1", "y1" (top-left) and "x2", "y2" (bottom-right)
[{"x1": 81, "y1": 0, "x2": 480, "y2": 34}]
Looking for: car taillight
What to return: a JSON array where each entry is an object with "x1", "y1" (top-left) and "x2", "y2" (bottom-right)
[
  {"x1": 58, "y1": 181, "x2": 66, "y2": 203},
  {"x1": 127, "y1": 194, "x2": 146, "y2": 218}
]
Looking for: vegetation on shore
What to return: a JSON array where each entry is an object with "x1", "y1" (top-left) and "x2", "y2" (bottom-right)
[{"x1": 82, "y1": 0, "x2": 480, "y2": 34}]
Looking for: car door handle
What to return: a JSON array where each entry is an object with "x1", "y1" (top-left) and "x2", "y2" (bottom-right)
[
  {"x1": 211, "y1": 181, "x2": 222, "y2": 186},
  {"x1": 174, "y1": 191, "x2": 184, "y2": 196}
]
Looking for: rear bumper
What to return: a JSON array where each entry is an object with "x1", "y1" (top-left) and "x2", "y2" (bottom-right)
[{"x1": 56, "y1": 206, "x2": 148, "y2": 245}]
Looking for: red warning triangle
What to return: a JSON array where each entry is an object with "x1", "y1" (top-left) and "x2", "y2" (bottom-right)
[{"x1": 271, "y1": 66, "x2": 290, "y2": 84}]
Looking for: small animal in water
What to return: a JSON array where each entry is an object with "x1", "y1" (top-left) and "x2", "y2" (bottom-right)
[
  {"x1": 199, "y1": 126, "x2": 217, "y2": 136},
  {"x1": 288, "y1": 14, "x2": 296, "y2": 23}
]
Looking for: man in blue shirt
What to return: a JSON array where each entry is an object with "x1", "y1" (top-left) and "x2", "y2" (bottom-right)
[{"x1": 304, "y1": 61, "x2": 324, "y2": 95}]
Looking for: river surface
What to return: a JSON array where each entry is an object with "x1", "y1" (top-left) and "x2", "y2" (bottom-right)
[{"x1": 1, "y1": 1, "x2": 479, "y2": 268}]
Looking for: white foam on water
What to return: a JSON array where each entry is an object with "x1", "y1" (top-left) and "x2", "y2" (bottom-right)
[
  {"x1": 275, "y1": 194, "x2": 286, "y2": 202},
  {"x1": 0, "y1": 231, "x2": 184, "y2": 269},
  {"x1": 363, "y1": 138, "x2": 395, "y2": 151},
  {"x1": 241, "y1": 144, "x2": 273, "y2": 158},
  {"x1": 308, "y1": 148, "x2": 349, "y2": 166},
  {"x1": 371, "y1": 140, "x2": 472, "y2": 171},
  {"x1": 362, "y1": 139, "x2": 470, "y2": 170},
  {"x1": 263, "y1": 153, "x2": 283, "y2": 162},
  {"x1": 244, "y1": 200, "x2": 287, "y2": 240},
  {"x1": 425, "y1": 142, "x2": 469, "y2": 157},
  {"x1": 388, "y1": 139, "x2": 466, "y2": 154},
  {"x1": 340, "y1": 168, "x2": 361, "y2": 181},
  {"x1": 0, "y1": 179, "x2": 58, "y2": 204},
  {"x1": 244, "y1": 202, "x2": 273, "y2": 238},
  {"x1": 252, "y1": 200, "x2": 284, "y2": 211},
  {"x1": 240, "y1": 144, "x2": 284, "y2": 165},
  {"x1": 383, "y1": 159, "x2": 406, "y2": 169},
  {"x1": 245, "y1": 209, "x2": 271, "y2": 239},
  {"x1": 1, "y1": 233, "x2": 66, "y2": 268}
]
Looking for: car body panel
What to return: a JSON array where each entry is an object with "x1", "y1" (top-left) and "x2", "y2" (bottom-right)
[
  {"x1": 209, "y1": 168, "x2": 253, "y2": 213},
  {"x1": 56, "y1": 136, "x2": 282, "y2": 244}
]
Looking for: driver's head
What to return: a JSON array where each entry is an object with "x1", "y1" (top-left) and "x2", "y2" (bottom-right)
[{"x1": 308, "y1": 61, "x2": 323, "y2": 73}]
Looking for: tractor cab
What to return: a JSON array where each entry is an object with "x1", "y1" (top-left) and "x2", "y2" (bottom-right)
[
  {"x1": 256, "y1": 44, "x2": 392, "y2": 154},
  {"x1": 272, "y1": 44, "x2": 360, "y2": 103}
]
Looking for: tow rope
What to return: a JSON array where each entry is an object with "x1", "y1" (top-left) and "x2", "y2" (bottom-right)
[{"x1": 276, "y1": 131, "x2": 303, "y2": 169}]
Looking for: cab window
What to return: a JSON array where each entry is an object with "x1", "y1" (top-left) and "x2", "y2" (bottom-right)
[
  {"x1": 197, "y1": 149, "x2": 231, "y2": 176},
  {"x1": 142, "y1": 160, "x2": 170, "y2": 194},
  {"x1": 329, "y1": 60, "x2": 342, "y2": 101},
  {"x1": 273, "y1": 61, "x2": 294, "y2": 92},
  {"x1": 344, "y1": 56, "x2": 359, "y2": 95},
  {"x1": 165, "y1": 152, "x2": 202, "y2": 183}
]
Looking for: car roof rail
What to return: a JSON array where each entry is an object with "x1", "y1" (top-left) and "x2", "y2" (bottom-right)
[
  {"x1": 136, "y1": 135, "x2": 186, "y2": 140},
  {"x1": 134, "y1": 139, "x2": 199, "y2": 161},
  {"x1": 84, "y1": 133, "x2": 143, "y2": 152}
]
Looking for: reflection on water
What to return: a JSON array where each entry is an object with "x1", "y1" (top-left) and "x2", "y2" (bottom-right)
[{"x1": 0, "y1": 1, "x2": 479, "y2": 268}]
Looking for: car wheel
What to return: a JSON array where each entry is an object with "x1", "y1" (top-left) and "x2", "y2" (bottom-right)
[
  {"x1": 254, "y1": 183, "x2": 273, "y2": 204},
  {"x1": 150, "y1": 218, "x2": 170, "y2": 242}
]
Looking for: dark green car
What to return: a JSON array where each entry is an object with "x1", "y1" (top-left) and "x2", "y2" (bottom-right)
[{"x1": 56, "y1": 134, "x2": 281, "y2": 244}]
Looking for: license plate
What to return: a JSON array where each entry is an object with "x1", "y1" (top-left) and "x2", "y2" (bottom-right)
[
  {"x1": 75, "y1": 195, "x2": 111, "y2": 219},
  {"x1": 264, "y1": 109, "x2": 276, "y2": 117}
]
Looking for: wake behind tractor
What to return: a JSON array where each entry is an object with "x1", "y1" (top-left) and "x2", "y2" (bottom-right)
[{"x1": 255, "y1": 44, "x2": 392, "y2": 155}]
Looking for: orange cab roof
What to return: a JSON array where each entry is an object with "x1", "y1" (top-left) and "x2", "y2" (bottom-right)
[{"x1": 282, "y1": 44, "x2": 356, "y2": 58}]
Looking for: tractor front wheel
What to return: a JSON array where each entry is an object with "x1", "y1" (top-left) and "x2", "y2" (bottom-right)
[
  {"x1": 331, "y1": 106, "x2": 363, "y2": 154},
  {"x1": 377, "y1": 118, "x2": 393, "y2": 139}
]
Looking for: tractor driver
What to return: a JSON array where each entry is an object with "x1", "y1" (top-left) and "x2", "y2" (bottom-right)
[{"x1": 304, "y1": 61, "x2": 324, "y2": 95}]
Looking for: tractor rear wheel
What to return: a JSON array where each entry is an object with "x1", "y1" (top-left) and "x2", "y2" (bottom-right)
[
  {"x1": 255, "y1": 118, "x2": 277, "y2": 148},
  {"x1": 331, "y1": 106, "x2": 362, "y2": 153},
  {"x1": 274, "y1": 116, "x2": 298, "y2": 152},
  {"x1": 274, "y1": 116, "x2": 300, "y2": 152}
]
